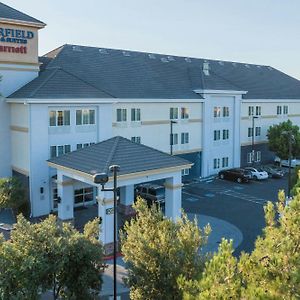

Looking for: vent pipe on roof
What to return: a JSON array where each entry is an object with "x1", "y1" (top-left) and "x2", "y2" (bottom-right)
[{"x1": 203, "y1": 61, "x2": 210, "y2": 76}]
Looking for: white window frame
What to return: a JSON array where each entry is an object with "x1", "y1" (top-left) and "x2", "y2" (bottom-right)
[
  {"x1": 76, "y1": 142, "x2": 95, "y2": 150},
  {"x1": 76, "y1": 109, "x2": 95, "y2": 125},
  {"x1": 283, "y1": 105, "x2": 288, "y2": 115},
  {"x1": 255, "y1": 106, "x2": 261, "y2": 116},
  {"x1": 117, "y1": 108, "x2": 127, "y2": 122},
  {"x1": 181, "y1": 107, "x2": 189, "y2": 119},
  {"x1": 181, "y1": 169, "x2": 190, "y2": 176},
  {"x1": 131, "y1": 108, "x2": 141, "y2": 122},
  {"x1": 222, "y1": 157, "x2": 229, "y2": 168},
  {"x1": 50, "y1": 144, "x2": 71, "y2": 158},
  {"x1": 181, "y1": 132, "x2": 189, "y2": 144},
  {"x1": 255, "y1": 151, "x2": 261, "y2": 162},
  {"x1": 213, "y1": 158, "x2": 220, "y2": 169},
  {"x1": 214, "y1": 106, "x2": 221, "y2": 118},
  {"x1": 170, "y1": 107, "x2": 178, "y2": 120},
  {"x1": 74, "y1": 187, "x2": 94, "y2": 206},
  {"x1": 214, "y1": 130, "x2": 221, "y2": 141},
  {"x1": 255, "y1": 127, "x2": 261, "y2": 137},
  {"x1": 223, "y1": 107, "x2": 229, "y2": 117},
  {"x1": 49, "y1": 110, "x2": 70, "y2": 127},
  {"x1": 248, "y1": 127, "x2": 253, "y2": 138},
  {"x1": 248, "y1": 106, "x2": 254, "y2": 116},
  {"x1": 222, "y1": 129, "x2": 229, "y2": 140},
  {"x1": 247, "y1": 152, "x2": 253, "y2": 164},
  {"x1": 277, "y1": 105, "x2": 282, "y2": 115}
]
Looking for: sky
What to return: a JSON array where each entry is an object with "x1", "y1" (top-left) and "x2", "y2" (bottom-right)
[{"x1": 4, "y1": 0, "x2": 300, "y2": 79}]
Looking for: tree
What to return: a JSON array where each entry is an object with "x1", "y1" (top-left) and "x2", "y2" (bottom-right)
[
  {"x1": 0, "y1": 215, "x2": 105, "y2": 300},
  {"x1": 0, "y1": 177, "x2": 27, "y2": 215},
  {"x1": 267, "y1": 120, "x2": 300, "y2": 160},
  {"x1": 180, "y1": 190, "x2": 300, "y2": 299},
  {"x1": 120, "y1": 197, "x2": 211, "y2": 300}
]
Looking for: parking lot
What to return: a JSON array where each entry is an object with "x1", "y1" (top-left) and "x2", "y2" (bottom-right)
[{"x1": 182, "y1": 172, "x2": 290, "y2": 255}]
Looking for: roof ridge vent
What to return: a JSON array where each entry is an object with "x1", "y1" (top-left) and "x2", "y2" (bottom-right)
[
  {"x1": 123, "y1": 51, "x2": 130, "y2": 57},
  {"x1": 148, "y1": 53, "x2": 156, "y2": 59},
  {"x1": 245, "y1": 64, "x2": 250, "y2": 68},
  {"x1": 99, "y1": 48, "x2": 108, "y2": 54},
  {"x1": 267, "y1": 66, "x2": 273, "y2": 70},
  {"x1": 72, "y1": 46, "x2": 82, "y2": 52},
  {"x1": 218, "y1": 61, "x2": 224, "y2": 66},
  {"x1": 161, "y1": 57, "x2": 169, "y2": 63},
  {"x1": 167, "y1": 55, "x2": 175, "y2": 61},
  {"x1": 203, "y1": 61, "x2": 210, "y2": 76},
  {"x1": 232, "y1": 62, "x2": 237, "y2": 67},
  {"x1": 185, "y1": 57, "x2": 192, "y2": 63}
]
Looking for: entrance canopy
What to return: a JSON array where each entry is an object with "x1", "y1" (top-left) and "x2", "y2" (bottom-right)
[{"x1": 47, "y1": 136, "x2": 192, "y2": 246}]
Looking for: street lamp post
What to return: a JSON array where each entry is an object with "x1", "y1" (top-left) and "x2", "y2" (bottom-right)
[
  {"x1": 93, "y1": 165, "x2": 120, "y2": 300},
  {"x1": 252, "y1": 116, "x2": 259, "y2": 164},
  {"x1": 170, "y1": 120, "x2": 177, "y2": 155}
]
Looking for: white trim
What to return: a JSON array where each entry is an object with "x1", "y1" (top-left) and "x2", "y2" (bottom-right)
[
  {"x1": 6, "y1": 98, "x2": 205, "y2": 104},
  {"x1": 0, "y1": 17, "x2": 46, "y2": 28},
  {"x1": 242, "y1": 99, "x2": 300, "y2": 103},
  {"x1": 194, "y1": 89, "x2": 248, "y2": 95}
]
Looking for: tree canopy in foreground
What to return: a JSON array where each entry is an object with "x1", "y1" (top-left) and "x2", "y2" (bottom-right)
[{"x1": 0, "y1": 215, "x2": 105, "y2": 300}]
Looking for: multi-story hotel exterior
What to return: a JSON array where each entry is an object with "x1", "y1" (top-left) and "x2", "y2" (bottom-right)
[{"x1": 1, "y1": 2, "x2": 300, "y2": 222}]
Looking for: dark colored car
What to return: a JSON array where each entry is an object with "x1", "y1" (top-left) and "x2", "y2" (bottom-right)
[
  {"x1": 218, "y1": 168, "x2": 252, "y2": 183},
  {"x1": 135, "y1": 184, "x2": 165, "y2": 206},
  {"x1": 260, "y1": 165, "x2": 284, "y2": 178}
]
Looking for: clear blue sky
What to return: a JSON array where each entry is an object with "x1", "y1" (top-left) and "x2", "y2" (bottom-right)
[{"x1": 5, "y1": 0, "x2": 300, "y2": 79}]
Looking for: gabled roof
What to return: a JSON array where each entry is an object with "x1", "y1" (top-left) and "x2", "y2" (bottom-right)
[
  {"x1": 48, "y1": 136, "x2": 192, "y2": 176},
  {"x1": 0, "y1": 2, "x2": 45, "y2": 26},
  {"x1": 9, "y1": 44, "x2": 300, "y2": 100}
]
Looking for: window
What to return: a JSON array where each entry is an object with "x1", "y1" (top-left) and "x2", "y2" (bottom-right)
[
  {"x1": 277, "y1": 106, "x2": 282, "y2": 115},
  {"x1": 50, "y1": 145, "x2": 71, "y2": 158},
  {"x1": 247, "y1": 152, "x2": 253, "y2": 164},
  {"x1": 255, "y1": 151, "x2": 261, "y2": 162},
  {"x1": 52, "y1": 187, "x2": 58, "y2": 209},
  {"x1": 131, "y1": 136, "x2": 141, "y2": 144},
  {"x1": 76, "y1": 142, "x2": 95, "y2": 150},
  {"x1": 76, "y1": 109, "x2": 95, "y2": 125},
  {"x1": 49, "y1": 110, "x2": 70, "y2": 126},
  {"x1": 181, "y1": 169, "x2": 190, "y2": 176},
  {"x1": 255, "y1": 127, "x2": 261, "y2": 136},
  {"x1": 214, "y1": 107, "x2": 221, "y2": 118},
  {"x1": 222, "y1": 157, "x2": 229, "y2": 168},
  {"x1": 213, "y1": 158, "x2": 220, "y2": 169},
  {"x1": 223, "y1": 107, "x2": 229, "y2": 117},
  {"x1": 283, "y1": 105, "x2": 288, "y2": 115},
  {"x1": 213, "y1": 130, "x2": 221, "y2": 141},
  {"x1": 170, "y1": 107, "x2": 178, "y2": 119},
  {"x1": 248, "y1": 128, "x2": 253, "y2": 137},
  {"x1": 223, "y1": 129, "x2": 229, "y2": 140},
  {"x1": 116, "y1": 109, "x2": 127, "y2": 122},
  {"x1": 255, "y1": 106, "x2": 261, "y2": 116},
  {"x1": 131, "y1": 108, "x2": 141, "y2": 121},
  {"x1": 181, "y1": 132, "x2": 189, "y2": 144},
  {"x1": 181, "y1": 107, "x2": 189, "y2": 119},
  {"x1": 74, "y1": 187, "x2": 94, "y2": 204},
  {"x1": 170, "y1": 133, "x2": 178, "y2": 145},
  {"x1": 248, "y1": 106, "x2": 254, "y2": 116}
]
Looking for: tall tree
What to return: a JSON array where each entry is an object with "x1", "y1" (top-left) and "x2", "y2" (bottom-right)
[
  {"x1": 120, "y1": 197, "x2": 211, "y2": 300},
  {"x1": 180, "y1": 190, "x2": 300, "y2": 299},
  {"x1": 0, "y1": 215, "x2": 105, "y2": 300},
  {"x1": 267, "y1": 120, "x2": 300, "y2": 160}
]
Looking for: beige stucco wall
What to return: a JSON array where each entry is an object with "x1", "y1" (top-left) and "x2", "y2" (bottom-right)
[{"x1": 0, "y1": 22, "x2": 39, "y2": 65}]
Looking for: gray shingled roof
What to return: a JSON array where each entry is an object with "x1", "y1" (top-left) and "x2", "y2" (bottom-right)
[
  {"x1": 48, "y1": 136, "x2": 191, "y2": 176},
  {"x1": 9, "y1": 44, "x2": 300, "y2": 99},
  {"x1": 0, "y1": 2, "x2": 45, "y2": 25}
]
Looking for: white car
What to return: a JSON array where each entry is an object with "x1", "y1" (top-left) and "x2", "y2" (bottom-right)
[
  {"x1": 244, "y1": 167, "x2": 269, "y2": 180},
  {"x1": 274, "y1": 157, "x2": 300, "y2": 168}
]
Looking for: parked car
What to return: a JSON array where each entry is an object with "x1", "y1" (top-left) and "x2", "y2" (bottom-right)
[
  {"x1": 244, "y1": 167, "x2": 269, "y2": 180},
  {"x1": 260, "y1": 165, "x2": 284, "y2": 178},
  {"x1": 135, "y1": 184, "x2": 165, "y2": 206},
  {"x1": 274, "y1": 156, "x2": 300, "y2": 168},
  {"x1": 218, "y1": 168, "x2": 252, "y2": 183}
]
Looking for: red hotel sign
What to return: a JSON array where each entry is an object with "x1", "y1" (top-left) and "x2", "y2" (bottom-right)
[{"x1": 0, "y1": 45, "x2": 27, "y2": 54}]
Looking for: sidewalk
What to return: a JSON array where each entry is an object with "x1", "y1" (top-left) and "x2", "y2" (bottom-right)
[{"x1": 100, "y1": 213, "x2": 243, "y2": 298}]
